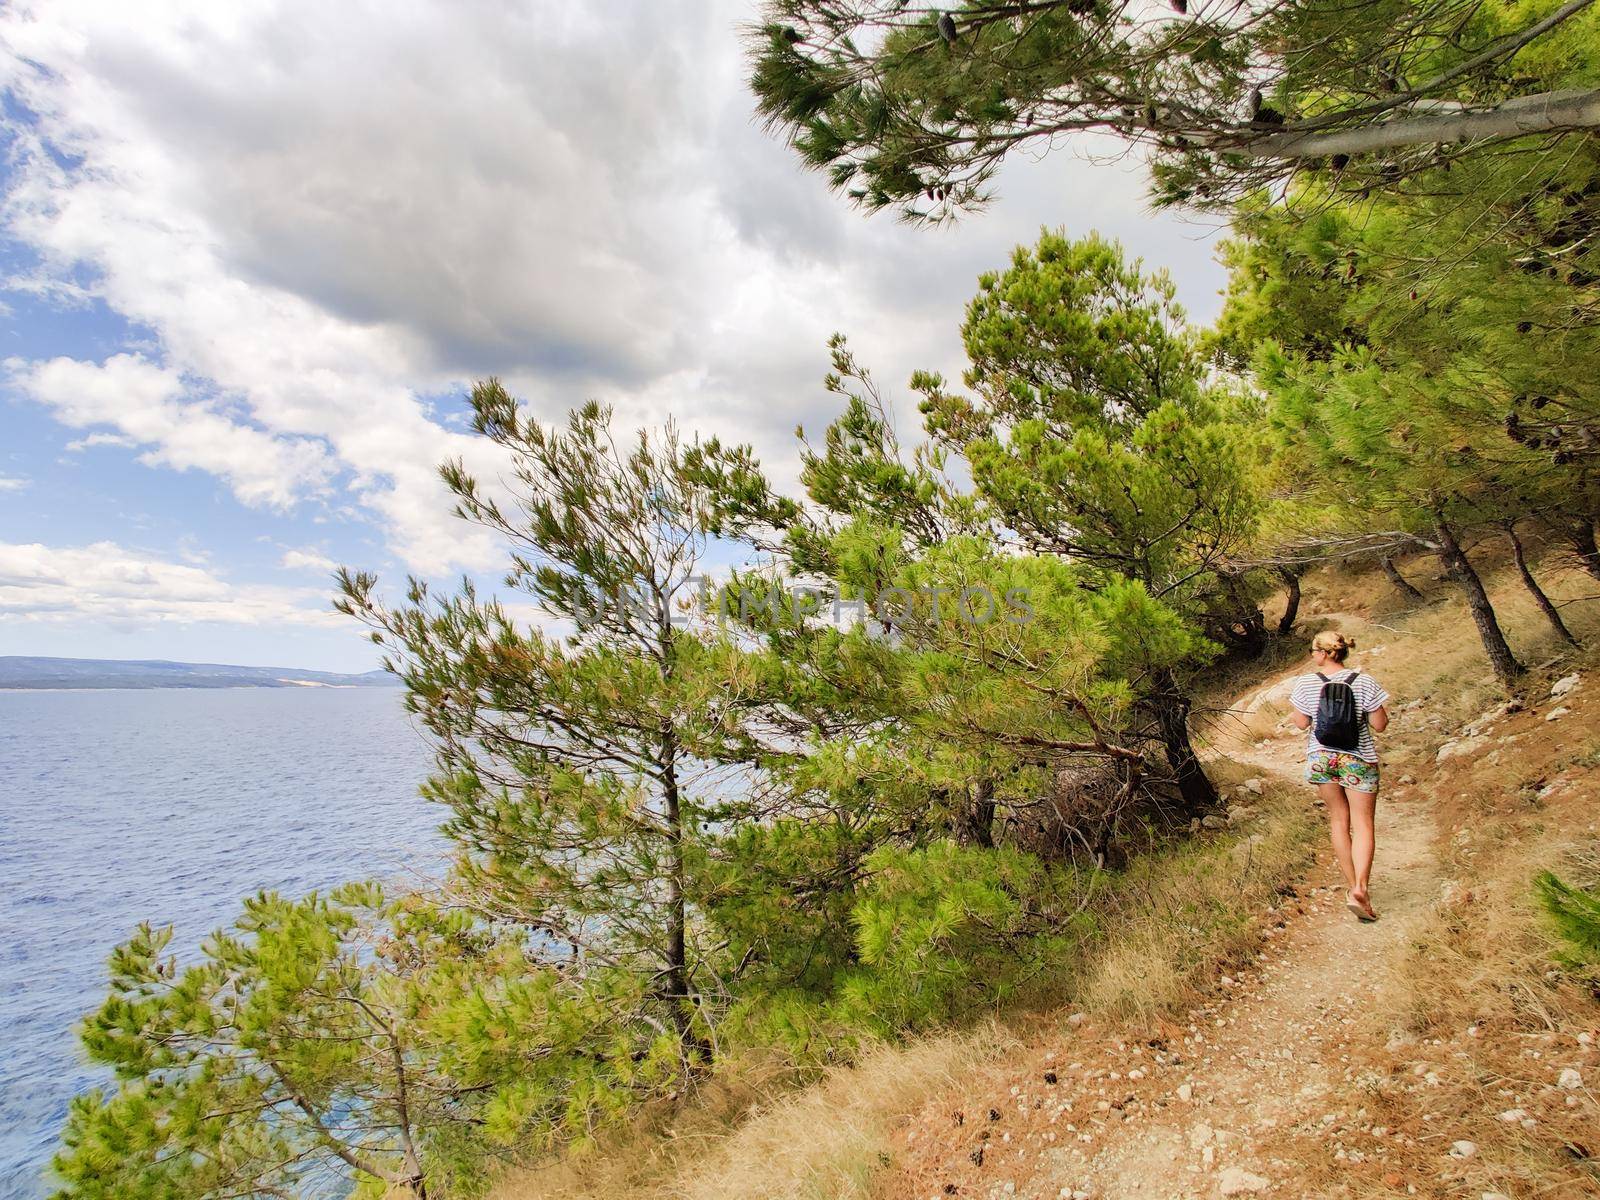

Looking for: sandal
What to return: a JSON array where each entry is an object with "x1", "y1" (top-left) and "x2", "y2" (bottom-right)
[{"x1": 1346, "y1": 893, "x2": 1379, "y2": 922}]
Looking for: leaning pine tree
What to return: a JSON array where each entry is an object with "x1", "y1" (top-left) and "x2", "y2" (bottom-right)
[
  {"x1": 917, "y1": 230, "x2": 1263, "y2": 814},
  {"x1": 748, "y1": 0, "x2": 1600, "y2": 222}
]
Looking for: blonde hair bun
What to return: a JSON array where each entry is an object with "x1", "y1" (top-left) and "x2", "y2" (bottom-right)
[{"x1": 1312, "y1": 630, "x2": 1355, "y2": 662}]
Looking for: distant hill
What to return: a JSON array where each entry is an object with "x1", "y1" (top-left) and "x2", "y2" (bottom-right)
[{"x1": 0, "y1": 656, "x2": 401, "y2": 690}]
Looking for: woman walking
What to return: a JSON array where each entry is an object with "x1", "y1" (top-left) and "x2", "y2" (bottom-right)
[{"x1": 1290, "y1": 630, "x2": 1391, "y2": 921}]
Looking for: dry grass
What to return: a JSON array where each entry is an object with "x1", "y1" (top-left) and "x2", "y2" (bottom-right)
[
  {"x1": 486, "y1": 765, "x2": 1321, "y2": 1200},
  {"x1": 1074, "y1": 779, "x2": 1318, "y2": 1022},
  {"x1": 667, "y1": 1034, "x2": 1005, "y2": 1200},
  {"x1": 486, "y1": 1033, "x2": 1010, "y2": 1200}
]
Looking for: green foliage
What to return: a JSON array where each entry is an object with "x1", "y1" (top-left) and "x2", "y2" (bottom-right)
[
  {"x1": 338, "y1": 389, "x2": 783, "y2": 1086},
  {"x1": 687, "y1": 333, "x2": 981, "y2": 575},
  {"x1": 53, "y1": 886, "x2": 444, "y2": 1198},
  {"x1": 830, "y1": 841, "x2": 1093, "y2": 1034},
  {"x1": 747, "y1": 0, "x2": 1600, "y2": 222},
  {"x1": 920, "y1": 230, "x2": 1262, "y2": 604},
  {"x1": 1535, "y1": 869, "x2": 1600, "y2": 972}
]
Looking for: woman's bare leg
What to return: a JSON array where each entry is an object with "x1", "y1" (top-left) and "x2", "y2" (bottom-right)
[
  {"x1": 1347, "y1": 789, "x2": 1377, "y2": 913},
  {"x1": 1320, "y1": 783, "x2": 1356, "y2": 892}
]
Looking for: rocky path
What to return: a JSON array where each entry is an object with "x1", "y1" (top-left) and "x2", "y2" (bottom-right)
[
  {"x1": 892, "y1": 664, "x2": 1442, "y2": 1200},
  {"x1": 1063, "y1": 758, "x2": 1438, "y2": 1199}
]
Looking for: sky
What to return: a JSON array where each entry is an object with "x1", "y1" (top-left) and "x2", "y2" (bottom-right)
[{"x1": 0, "y1": 0, "x2": 1230, "y2": 673}]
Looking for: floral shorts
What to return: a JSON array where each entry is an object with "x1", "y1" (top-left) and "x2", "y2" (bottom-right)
[{"x1": 1306, "y1": 750, "x2": 1380, "y2": 793}]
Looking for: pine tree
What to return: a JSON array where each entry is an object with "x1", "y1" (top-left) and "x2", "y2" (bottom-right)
[
  {"x1": 695, "y1": 334, "x2": 1217, "y2": 869},
  {"x1": 339, "y1": 386, "x2": 768, "y2": 1068},
  {"x1": 914, "y1": 231, "x2": 1263, "y2": 812},
  {"x1": 747, "y1": 0, "x2": 1600, "y2": 223},
  {"x1": 51, "y1": 886, "x2": 441, "y2": 1199},
  {"x1": 1216, "y1": 175, "x2": 1600, "y2": 681}
]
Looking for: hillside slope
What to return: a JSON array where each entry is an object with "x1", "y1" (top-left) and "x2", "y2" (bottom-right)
[
  {"x1": 883, "y1": 573, "x2": 1600, "y2": 1199},
  {"x1": 489, "y1": 551, "x2": 1600, "y2": 1200}
]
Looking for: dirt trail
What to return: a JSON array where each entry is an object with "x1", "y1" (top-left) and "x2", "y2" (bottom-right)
[
  {"x1": 1072, "y1": 703, "x2": 1439, "y2": 1199},
  {"x1": 892, "y1": 661, "x2": 1442, "y2": 1200}
]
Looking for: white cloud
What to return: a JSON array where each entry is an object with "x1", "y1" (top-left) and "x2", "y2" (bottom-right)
[
  {"x1": 63, "y1": 431, "x2": 139, "y2": 452},
  {"x1": 9, "y1": 353, "x2": 333, "y2": 508},
  {"x1": 0, "y1": 0, "x2": 1225, "y2": 575},
  {"x1": 0, "y1": 540, "x2": 341, "y2": 628},
  {"x1": 0, "y1": 475, "x2": 30, "y2": 492},
  {"x1": 280, "y1": 547, "x2": 337, "y2": 572}
]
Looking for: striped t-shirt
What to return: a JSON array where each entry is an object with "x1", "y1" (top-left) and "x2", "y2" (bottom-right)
[{"x1": 1289, "y1": 669, "x2": 1390, "y2": 763}]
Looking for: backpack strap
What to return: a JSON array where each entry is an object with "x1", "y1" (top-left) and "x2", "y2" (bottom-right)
[{"x1": 1315, "y1": 672, "x2": 1329, "y2": 683}]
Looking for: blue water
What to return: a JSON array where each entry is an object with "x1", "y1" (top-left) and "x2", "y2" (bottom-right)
[{"x1": 0, "y1": 687, "x2": 442, "y2": 1199}]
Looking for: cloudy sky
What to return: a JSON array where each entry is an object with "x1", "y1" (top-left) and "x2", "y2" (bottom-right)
[{"x1": 0, "y1": 0, "x2": 1228, "y2": 672}]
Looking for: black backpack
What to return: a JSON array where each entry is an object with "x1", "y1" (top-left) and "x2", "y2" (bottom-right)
[{"x1": 1314, "y1": 670, "x2": 1363, "y2": 751}]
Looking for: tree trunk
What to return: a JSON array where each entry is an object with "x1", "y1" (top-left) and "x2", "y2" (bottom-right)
[
  {"x1": 659, "y1": 734, "x2": 708, "y2": 1063},
  {"x1": 1200, "y1": 569, "x2": 1268, "y2": 657},
  {"x1": 1561, "y1": 518, "x2": 1600, "y2": 583},
  {"x1": 1151, "y1": 667, "x2": 1217, "y2": 815},
  {"x1": 1507, "y1": 522, "x2": 1579, "y2": 646},
  {"x1": 1433, "y1": 517, "x2": 1525, "y2": 684},
  {"x1": 953, "y1": 776, "x2": 997, "y2": 847},
  {"x1": 1380, "y1": 555, "x2": 1425, "y2": 602},
  {"x1": 1275, "y1": 566, "x2": 1301, "y2": 636},
  {"x1": 1245, "y1": 86, "x2": 1600, "y2": 161}
]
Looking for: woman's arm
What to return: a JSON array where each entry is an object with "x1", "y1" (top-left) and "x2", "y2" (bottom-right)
[
  {"x1": 1368, "y1": 705, "x2": 1389, "y2": 733},
  {"x1": 1292, "y1": 710, "x2": 1312, "y2": 730}
]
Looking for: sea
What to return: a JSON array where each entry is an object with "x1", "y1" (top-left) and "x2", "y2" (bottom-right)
[{"x1": 0, "y1": 686, "x2": 443, "y2": 1199}]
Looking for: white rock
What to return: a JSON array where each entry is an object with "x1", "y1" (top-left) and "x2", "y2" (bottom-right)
[
  {"x1": 1546, "y1": 706, "x2": 1571, "y2": 722},
  {"x1": 1436, "y1": 736, "x2": 1487, "y2": 763},
  {"x1": 1551, "y1": 673, "x2": 1581, "y2": 697},
  {"x1": 1484, "y1": 1193, "x2": 1513, "y2": 1200},
  {"x1": 1217, "y1": 1167, "x2": 1270, "y2": 1195},
  {"x1": 1579, "y1": 1032, "x2": 1594, "y2": 1046},
  {"x1": 1201, "y1": 814, "x2": 1227, "y2": 830},
  {"x1": 1497, "y1": 1108, "x2": 1527, "y2": 1123},
  {"x1": 1243, "y1": 777, "x2": 1265, "y2": 794},
  {"x1": 1558, "y1": 1066, "x2": 1583, "y2": 1089},
  {"x1": 1068, "y1": 1012, "x2": 1086, "y2": 1027},
  {"x1": 1449, "y1": 1140, "x2": 1478, "y2": 1158},
  {"x1": 1177, "y1": 1083, "x2": 1194, "y2": 1102}
]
